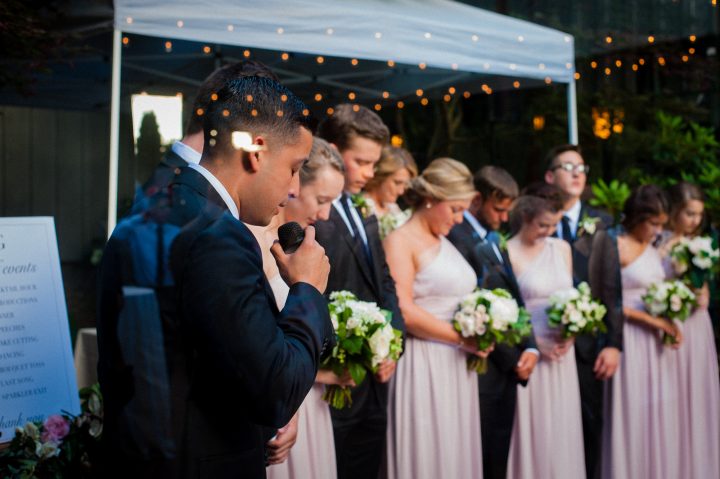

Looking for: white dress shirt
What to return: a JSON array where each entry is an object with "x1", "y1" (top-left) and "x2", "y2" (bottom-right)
[
  {"x1": 332, "y1": 194, "x2": 370, "y2": 247},
  {"x1": 171, "y1": 140, "x2": 202, "y2": 165},
  {"x1": 187, "y1": 163, "x2": 240, "y2": 220},
  {"x1": 558, "y1": 199, "x2": 582, "y2": 240}
]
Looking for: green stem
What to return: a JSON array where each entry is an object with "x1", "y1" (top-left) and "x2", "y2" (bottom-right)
[{"x1": 467, "y1": 356, "x2": 489, "y2": 375}]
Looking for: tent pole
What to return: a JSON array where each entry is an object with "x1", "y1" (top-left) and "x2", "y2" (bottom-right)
[
  {"x1": 567, "y1": 78, "x2": 579, "y2": 145},
  {"x1": 107, "y1": 28, "x2": 122, "y2": 238}
]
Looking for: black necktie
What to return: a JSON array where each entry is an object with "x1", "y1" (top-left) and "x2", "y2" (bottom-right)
[
  {"x1": 340, "y1": 194, "x2": 373, "y2": 268},
  {"x1": 561, "y1": 215, "x2": 574, "y2": 244}
]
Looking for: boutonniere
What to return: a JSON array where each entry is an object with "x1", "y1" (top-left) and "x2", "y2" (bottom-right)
[
  {"x1": 351, "y1": 193, "x2": 371, "y2": 219},
  {"x1": 577, "y1": 215, "x2": 600, "y2": 237},
  {"x1": 497, "y1": 231, "x2": 509, "y2": 252}
]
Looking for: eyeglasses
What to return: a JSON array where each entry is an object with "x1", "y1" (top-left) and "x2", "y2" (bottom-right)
[{"x1": 552, "y1": 163, "x2": 590, "y2": 174}]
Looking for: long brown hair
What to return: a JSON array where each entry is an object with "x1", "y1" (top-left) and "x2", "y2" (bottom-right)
[{"x1": 667, "y1": 181, "x2": 705, "y2": 234}]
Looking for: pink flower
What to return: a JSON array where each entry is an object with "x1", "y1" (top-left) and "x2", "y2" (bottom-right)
[{"x1": 41, "y1": 415, "x2": 70, "y2": 444}]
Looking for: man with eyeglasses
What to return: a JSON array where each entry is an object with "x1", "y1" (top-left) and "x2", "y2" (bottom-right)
[{"x1": 544, "y1": 144, "x2": 623, "y2": 479}]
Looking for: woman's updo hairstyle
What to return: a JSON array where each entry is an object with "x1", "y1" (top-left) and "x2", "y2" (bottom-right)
[
  {"x1": 509, "y1": 182, "x2": 566, "y2": 234},
  {"x1": 667, "y1": 181, "x2": 705, "y2": 233},
  {"x1": 621, "y1": 184, "x2": 669, "y2": 232},
  {"x1": 365, "y1": 146, "x2": 418, "y2": 192},
  {"x1": 299, "y1": 137, "x2": 345, "y2": 186},
  {"x1": 404, "y1": 157, "x2": 476, "y2": 209}
]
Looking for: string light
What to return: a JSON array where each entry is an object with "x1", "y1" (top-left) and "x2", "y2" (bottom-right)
[
  {"x1": 246, "y1": 94, "x2": 253, "y2": 102},
  {"x1": 251, "y1": 109, "x2": 258, "y2": 116},
  {"x1": 203, "y1": 46, "x2": 211, "y2": 54},
  {"x1": 211, "y1": 93, "x2": 218, "y2": 101},
  {"x1": 513, "y1": 81, "x2": 520, "y2": 88},
  {"x1": 277, "y1": 27, "x2": 284, "y2": 34},
  {"x1": 397, "y1": 101, "x2": 405, "y2": 109},
  {"x1": 451, "y1": 63, "x2": 458, "y2": 70},
  {"x1": 517, "y1": 35, "x2": 524, "y2": 42},
  {"x1": 689, "y1": 48, "x2": 696, "y2": 55},
  {"x1": 682, "y1": 55, "x2": 689, "y2": 62},
  {"x1": 415, "y1": 89, "x2": 424, "y2": 97},
  {"x1": 348, "y1": 92, "x2": 356, "y2": 100},
  {"x1": 648, "y1": 35, "x2": 655, "y2": 43},
  {"x1": 327, "y1": 107, "x2": 334, "y2": 115},
  {"x1": 280, "y1": 94, "x2": 288, "y2": 102},
  {"x1": 352, "y1": 104, "x2": 360, "y2": 112},
  {"x1": 632, "y1": 64, "x2": 638, "y2": 71},
  {"x1": 375, "y1": 32, "x2": 383, "y2": 39},
  {"x1": 314, "y1": 93, "x2": 323, "y2": 101},
  {"x1": 227, "y1": 25, "x2": 234, "y2": 32},
  {"x1": 424, "y1": 32, "x2": 432, "y2": 39},
  {"x1": 382, "y1": 91, "x2": 390, "y2": 99},
  {"x1": 605, "y1": 35, "x2": 613, "y2": 44},
  {"x1": 443, "y1": 94, "x2": 451, "y2": 102},
  {"x1": 302, "y1": 109, "x2": 310, "y2": 116},
  {"x1": 471, "y1": 34, "x2": 479, "y2": 42},
  {"x1": 387, "y1": 60, "x2": 395, "y2": 67},
  {"x1": 351, "y1": 58, "x2": 359, "y2": 66},
  {"x1": 604, "y1": 67, "x2": 611, "y2": 75},
  {"x1": 509, "y1": 63, "x2": 517, "y2": 70},
  {"x1": 574, "y1": 72, "x2": 581, "y2": 80},
  {"x1": 222, "y1": 109, "x2": 230, "y2": 117},
  {"x1": 689, "y1": 35, "x2": 697, "y2": 42},
  {"x1": 243, "y1": 50, "x2": 251, "y2": 58},
  {"x1": 196, "y1": 108, "x2": 204, "y2": 116},
  {"x1": 420, "y1": 98, "x2": 429, "y2": 106},
  {"x1": 126, "y1": 17, "x2": 133, "y2": 24},
  {"x1": 419, "y1": 63, "x2": 427, "y2": 70},
  {"x1": 639, "y1": 58, "x2": 646, "y2": 65},
  {"x1": 658, "y1": 57, "x2": 666, "y2": 66},
  {"x1": 316, "y1": 56, "x2": 325, "y2": 64},
  {"x1": 276, "y1": 110, "x2": 284, "y2": 117},
  {"x1": 177, "y1": 20, "x2": 184, "y2": 28},
  {"x1": 374, "y1": 104, "x2": 382, "y2": 111},
  {"x1": 165, "y1": 41, "x2": 172, "y2": 52},
  {"x1": 544, "y1": 77, "x2": 552, "y2": 85},
  {"x1": 448, "y1": 87, "x2": 456, "y2": 94},
  {"x1": 463, "y1": 91, "x2": 471, "y2": 99},
  {"x1": 538, "y1": 63, "x2": 546, "y2": 70},
  {"x1": 591, "y1": 61, "x2": 598, "y2": 69},
  {"x1": 122, "y1": 36, "x2": 129, "y2": 45},
  {"x1": 326, "y1": 28, "x2": 334, "y2": 35},
  {"x1": 615, "y1": 60, "x2": 622, "y2": 68}
]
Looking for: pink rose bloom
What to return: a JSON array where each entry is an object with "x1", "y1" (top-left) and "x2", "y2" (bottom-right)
[{"x1": 41, "y1": 415, "x2": 70, "y2": 444}]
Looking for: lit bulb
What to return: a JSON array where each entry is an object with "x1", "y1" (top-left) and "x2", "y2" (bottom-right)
[{"x1": 232, "y1": 131, "x2": 263, "y2": 152}]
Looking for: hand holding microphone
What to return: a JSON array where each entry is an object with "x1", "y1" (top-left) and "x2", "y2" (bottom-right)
[{"x1": 271, "y1": 222, "x2": 330, "y2": 293}]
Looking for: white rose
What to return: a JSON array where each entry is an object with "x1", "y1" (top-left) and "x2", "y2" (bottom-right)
[
  {"x1": 35, "y1": 441, "x2": 60, "y2": 460},
  {"x1": 330, "y1": 313, "x2": 339, "y2": 331},
  {"x1": 368, "y1": 324, "x2": 394, "y2": 366},
  {"x1": 688, "y1": 236, "x2": 712, "y2": 255},
  {"x1": 672, "y1": 258, "x2": 689, "y2": 275},
  {"x1": 490, "y1": 297, "x2": 519, "y2": 331},
  {"x1": 584, "y1": 221, "x2": 597, "y2": 235},
  {"x1": 568, "y1": 308, "x2": 583, "y2": 325},
  {"x1": 455, "y1": 312, "x2": 476, "y2": 338},
  {"x1": 692, "y1": 255, "x2": 713, "y2": 270},
  {"x1": 669, "y1": 294, "x2": 682, "y2": 312}
]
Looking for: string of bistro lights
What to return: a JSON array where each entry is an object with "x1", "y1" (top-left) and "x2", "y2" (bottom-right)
[{"x1": 121, "y1": 1, "x2": 716, "y2": 115}]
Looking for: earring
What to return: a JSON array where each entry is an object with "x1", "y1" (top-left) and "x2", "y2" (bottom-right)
[{"x1": 426, "y1": 203, "x2": 432, "y2": 209}]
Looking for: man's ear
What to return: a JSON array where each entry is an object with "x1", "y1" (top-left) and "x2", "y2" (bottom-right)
[
  {"x1": 244, "y1": 135, "x2": 267, "y2": 173},
  {"x1": 544, "y1": 170, "x2": 555, "y2": 185}
]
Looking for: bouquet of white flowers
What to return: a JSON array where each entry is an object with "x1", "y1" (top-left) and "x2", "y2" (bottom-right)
[
  {"x1": 669, "y1": 235, "x2": 720, "y2": 288},
  {"x1": 322, "y1": 291, "x2": 403, "y2": 409},
  {"x1": 453, "y1": 288, "x2": 533, "y2": 373},
  {"x1": 378, "y1": 209, "x2": 411, "y2": 239},
  {"x1": 546, "y1": 282, "x2": 607, "y2": 339},
  {"x1": 642, "y1": 280, "x2": 697, "y2": 344}
]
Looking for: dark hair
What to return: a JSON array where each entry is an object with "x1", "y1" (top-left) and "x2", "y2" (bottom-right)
[
  {"x1": 186, "y1": 61, "x2": 279, "y2": 136},
  {"x1": 667, "y1": 181, "x2": 705, "y2": 233},
  {"x1": 474, "y1": 165, "x2": 519, "y2": 201},
  {"x1": 202, "y1": 76, "x2": 314, "y2": 158},
  {"x1": 545, "y1": 144, "x2": 582, "y2": 171},
  {"x1": 300, "y1": 137, "x2": 345, "y2": 185},
  {"x1": 621, "y1": 184, "x2": 669, "y2": 232},
  {"x1": 317, "y1": 104, "x2": 389, "y2": 152},
  {"x1": 365, "y1": 146, "x2": 418, "y2": 192},
  {"x1": 509, "y1": 182, "x2": 565, "y2": 234}
]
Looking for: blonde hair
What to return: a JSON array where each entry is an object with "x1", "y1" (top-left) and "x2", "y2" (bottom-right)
[
  {"x1": 405, "y1": 157, "x2": 475, "y2": 208},
  {"x1": 300, "y1": 137, "x2": 345, "y2": 186},
  {"x1": 365, "y1": 146, "x2": 418, "y2": 192}
]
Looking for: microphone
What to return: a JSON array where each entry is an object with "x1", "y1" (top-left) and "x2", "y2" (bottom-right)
[{"x1": 278, "y1": 221, "x2": 305, "y2": 253}]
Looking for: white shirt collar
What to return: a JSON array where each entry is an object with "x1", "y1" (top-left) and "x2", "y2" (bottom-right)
[
  {"x1": 172, "y1": 141, "x2": 201, "y2": 165},
  {"x1": 565, "y1": 199, "x2": 582, "y2": 232},
  {"x1": 332, "y1": 194, "x2": 369, "y2": 245},
  {"x1": 463, "y1": 210, "x2": 488, "y2": 240},
  {"x1": 187, "y1": 163, "x2": 240, "y2": 220}
]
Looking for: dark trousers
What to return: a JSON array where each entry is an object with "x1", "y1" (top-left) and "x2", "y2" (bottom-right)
[
  {"x1": 577, "y1": 357, "x2": 604, "y2": 479},
  {"x1": 332, "y1": 406, "x2": 387, "y2": 479},
  {"x1": 478, "y1": 366, "x2": 518, "y2": 479}
]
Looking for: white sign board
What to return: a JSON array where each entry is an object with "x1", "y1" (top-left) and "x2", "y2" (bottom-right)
[{"x1": 0, "y1": 217, "x2": 79, "y2": 443}]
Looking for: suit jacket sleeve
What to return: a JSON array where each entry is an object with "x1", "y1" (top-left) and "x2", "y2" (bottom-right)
[
  {"x1": 173, "y1": 216, "x2": 333, "y2": 428},
  {"x1": 591, "y1": 229, "x2": 624, "y2": 351}
]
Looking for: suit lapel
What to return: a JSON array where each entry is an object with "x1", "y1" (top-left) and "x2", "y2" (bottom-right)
[
  {"x1": 330, "y1": 206, "x2": 379, "y2": 296},
  {"x1": 172, "y1": 167, "x2": 227, "y2": 211},
  {"x1": 363, "y1": 214, "x2": 385, "y2": 297}
]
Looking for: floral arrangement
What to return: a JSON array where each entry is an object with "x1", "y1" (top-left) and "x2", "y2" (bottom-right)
[
  {"x1": 378, "y1": 208, "x2": 411, "y2": 240},
  {"x1": 322, "y1": 291, "x2": 403, "y2": 409},
  {"x1": 351, "y1": 193, "x2": 371, "y2": 219},
  {"x1": 643, "y1": 280, "x2": 697, "y2": 344},
  {"x1": 669, "y1": 235, "x2": 720, "y2": 288},
  {"x1": 453, "y1": 288, "x2": 533, "y2": 373},
  {"x1": 0, "y1": 384, "x2": 103, "y2": 478},
  {"x1": 577, "y1": 214, "x2": 601, "y2": 237},
  {"x1": 546, "y1": 282, "x2": 607, "y2": 339}
]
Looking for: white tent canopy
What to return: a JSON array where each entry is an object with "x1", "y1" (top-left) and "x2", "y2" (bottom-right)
[{"x1": 109, "y1": 0, "x2": 577, "y2": 234}]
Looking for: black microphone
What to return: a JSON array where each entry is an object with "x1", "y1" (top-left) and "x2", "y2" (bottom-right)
[{"x1": 278, "y1": 221, "x2": 305, "y2": 253}]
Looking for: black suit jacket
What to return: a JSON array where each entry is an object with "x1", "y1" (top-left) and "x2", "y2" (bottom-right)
[
  {"x1": 447, "y1": 218, "x2": 538, "y2": 387},
  {"x1": 315, "y1": 204, "x2": 405, "y2": 419},
  {"x1": 170, "y1": 207, "x2": 333, "y2": 478}
]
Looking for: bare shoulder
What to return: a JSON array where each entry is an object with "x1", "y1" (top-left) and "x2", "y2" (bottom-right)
[{"x1": 547, "y1": 236, "x2": 570, "y2": 253}]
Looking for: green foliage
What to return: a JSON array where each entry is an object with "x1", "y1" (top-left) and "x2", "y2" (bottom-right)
[{"x1": 589, "y1": 179, "x2": 631, "y2": 223}]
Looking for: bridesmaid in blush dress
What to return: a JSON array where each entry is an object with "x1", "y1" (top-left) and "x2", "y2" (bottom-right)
[
  {"x1": 602, "y1": 185, "x2": 683, "y2": 479},
  {"x1": 250, "y1": 138, "x2": 349, "y2": 479},
  {"x1": 659, "y1": 182, "x2": 720, "y2": 479},
  {"x1": 383, "y1": 158, "x2": 491, "y2": 479},
  {"x1": 505, "y1": 188, "x2": 586, "y2": 479}
]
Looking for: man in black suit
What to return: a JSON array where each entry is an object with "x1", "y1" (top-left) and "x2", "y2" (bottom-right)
[
  {"x1": 315, "y1": 104, "x2": 405, "y2": 479},
  {"x1": 447, "y1": 165, "x2": 538, "y2": 479},
  {"x1": 133, "y1": 61, "x2": 279, "y2": 211},
  {"x1": 98, "y1": 75, "x2": 334, "y2": 479},
  {"x1": 544, "y1": 144, "x2": 623, "y2": 479}
]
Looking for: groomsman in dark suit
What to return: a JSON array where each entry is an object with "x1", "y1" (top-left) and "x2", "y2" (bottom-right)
[
  {"x1": 544, "y1": 144, "x2": 623, "y2": 479},
  {"x1": 447, "y1": 166, "x2": 539, "y2": 479},
  {"x1": 133, "y1": 61, "x2": 279, "y2": 210},
  {"x1": 99, "y1": 75, "x2": 334, "y2": 479},
  {"x1": 315, "y1": 104, "x2": 405, "y2": 479}
]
